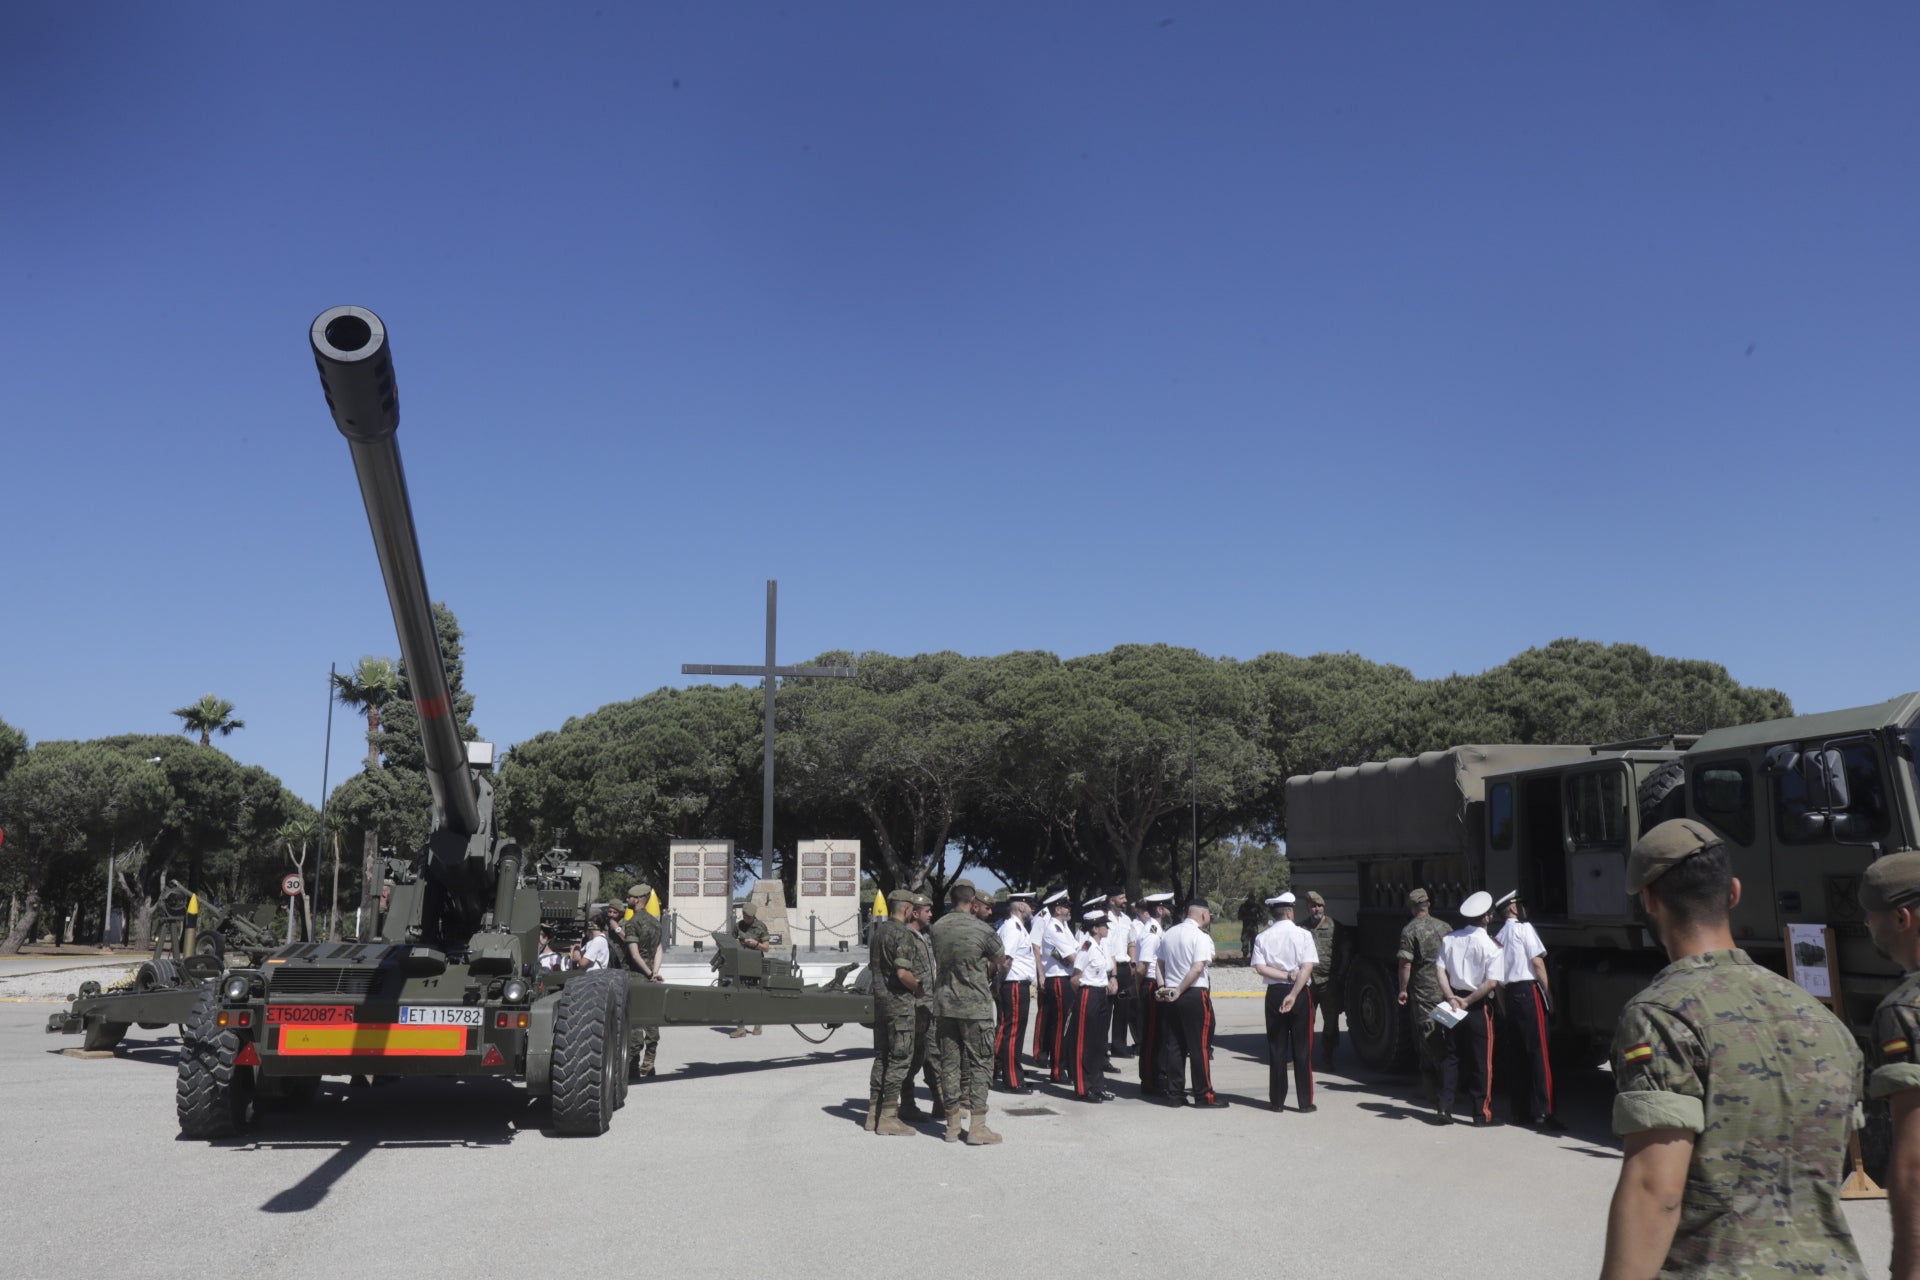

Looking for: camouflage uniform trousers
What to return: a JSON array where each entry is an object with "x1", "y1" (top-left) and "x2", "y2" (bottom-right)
[
  {"x1": 904, "y1": 1007, "x2": 944, "y2": 1110},
  {"x1": 1413, "y1": 1009, "x2": 1447, "y2": 1097},
  {"x1": 870, "y1": 1009, "x2": 916, "y2": 1103},
  {"x1": 629, "y1": 1022, "x2": 659, "y2": 1055},
  {"x1": 1311, "y1": 980, "x2": 1341, "y2": 1063},
  {"x1": 935, "y1": 1016, "x2": 995, "y2": 1112}
]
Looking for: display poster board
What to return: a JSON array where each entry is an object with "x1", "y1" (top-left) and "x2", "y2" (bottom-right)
[{"x1": 1786, "y1": 923, "x2": 1835, "y2": 1000}]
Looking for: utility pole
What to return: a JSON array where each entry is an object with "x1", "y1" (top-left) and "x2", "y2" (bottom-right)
[
  {"x1": 1189, "y1": 721, "x2": 1200, "y2": 902},
  {"x1": 318, "y1": 662, "x2": 336, "y2": 939}
]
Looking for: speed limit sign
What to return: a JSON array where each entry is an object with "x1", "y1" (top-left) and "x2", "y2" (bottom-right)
[{"x1": 282, "y1": 873, "x2": 304, "y2": 897}]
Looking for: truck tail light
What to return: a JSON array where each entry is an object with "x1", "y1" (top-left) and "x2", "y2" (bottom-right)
[
  {"x1": 480, "y1": 1044, "x2": 505, "y2": 1067},
  {"x1": 217, "y1": 1010, "x2": 253, "y2": 1028},
  {"x1": 494, "y1": 1012, "x2": 528, "y2": 1029}
]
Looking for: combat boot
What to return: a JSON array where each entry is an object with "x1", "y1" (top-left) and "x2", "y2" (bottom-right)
[
  {"x1": 875, "y1": 1103, "x2": 914, "y2": 1137},
  {"x1": 943, "y1": 1106, "x2": 968, "y2": 1143},
  {"x1": 965, "y1": 1108, "x2": 1003, "y2": 1145},
  {"x1": 864, "y1": 1092, "x2": 881, "y2": 1132},
  {"x1": 896, "y1": 1096, "x2": 926, "y2": 1123}
]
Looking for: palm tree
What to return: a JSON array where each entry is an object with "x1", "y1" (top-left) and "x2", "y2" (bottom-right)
[
  {"x1": 331, "y1": 656, "x2": 401, "y2": 769},
  {"x1": 171, "y1": 694, "x2": 244, "y2": 747}
]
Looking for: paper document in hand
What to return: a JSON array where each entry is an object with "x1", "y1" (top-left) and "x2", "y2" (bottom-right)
[{"x1": 1430, "y1": 1002, "x2": 1466, "y2": 1028}]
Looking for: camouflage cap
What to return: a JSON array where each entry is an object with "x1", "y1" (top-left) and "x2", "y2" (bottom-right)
[
  {"x1": 1626, "y1": 818, "x2": 1724, "y2": 894},
  {"x1": 1860, "y1": 851, "x2": 1920, "y2": 913},
  {"x1": 740, "y1": 900, "x2": 758, "y2": 916},
  {"x1": 627, "y1": 883, "x2": 653, "y2": 900},
  {"x1": 908, "y1": 891, "x2": 933, "y2": 908},
  {"x1": 1406, "y1": 888, "x2": 1430, "y2": 908},
  {"x1": 1304, "y1": 891, "x2": 1325, "y2": 907}
]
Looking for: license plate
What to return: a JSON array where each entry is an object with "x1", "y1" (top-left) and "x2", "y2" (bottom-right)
[
  {"x1": 278, "y1": 1025, "x2": 467, "y2": 1057},
  {"x1": 397, "y1": 1005, "x2": 483, "y2": 1026},
  {"x1": 266, "y1": 1005, "x2": 355, "y2": 1025}
]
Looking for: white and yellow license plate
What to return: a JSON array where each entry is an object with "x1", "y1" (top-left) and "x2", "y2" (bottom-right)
[{"x1": 397, "y1": 1005, "x2": 484, "y2": 1026}]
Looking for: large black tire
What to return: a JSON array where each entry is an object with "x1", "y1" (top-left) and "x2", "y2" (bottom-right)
[
  {"x1": 550, "y1": 970, "x2": 628, "y2": 1136},
  {"x1": 82, "y1": 1020, "x2": 128, "y2": 1052},
  {"x1": 1637, "y1": 761, "x2": 1687, "y2": 834},
  {"x1": 1346, "y1": 959, "x2": 1415, "y2": 1073},
  {"x1": 176, "y1": 987, "x2": 255, "y2": 1138},
  {"x1": 135, "y1": 957, "x2": 180, "y2": 992},
  {"x1": 196, "y1": 932, "x2": 227, "y2": 964}
]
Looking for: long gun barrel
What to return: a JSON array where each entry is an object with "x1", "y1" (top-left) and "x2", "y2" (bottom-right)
[{"x1": 309, "y1": 306, "x2": 482, "y2": 838}]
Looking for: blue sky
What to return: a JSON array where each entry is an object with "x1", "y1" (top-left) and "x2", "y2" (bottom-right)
[{"x1": 3, "y1": 3, "x2": 1916, "y2": 808}]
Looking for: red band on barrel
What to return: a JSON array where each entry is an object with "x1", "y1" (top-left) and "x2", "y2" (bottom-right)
[{"x1": 415, "y1": 695, "x2": 449, "y2": 719}]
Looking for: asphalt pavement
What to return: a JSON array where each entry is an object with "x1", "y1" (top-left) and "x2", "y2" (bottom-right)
[{"x1": 2, "y1": 993, "x2": 1892, "y2": 1280}]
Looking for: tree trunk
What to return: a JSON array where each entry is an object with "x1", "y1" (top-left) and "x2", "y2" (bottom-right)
[
  {"x1": 366, "y1": 708, "x2": 380, "y2": 770},
  {"x1": 200, "y1": 728, "x2": 211, "y2": 747},
  {"x1": 358, "y1": 830, "x2": 379, "y2": 939},
  {"x1": 3, "y1": 891, "x2": 38, "y2": 952}
]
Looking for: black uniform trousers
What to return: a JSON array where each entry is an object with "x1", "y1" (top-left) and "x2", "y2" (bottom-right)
[
  {"x1": 1503, "y1": 980, "x2": 1555, "y2": 1122},
  {"x1": 1039, "y1": 975, "x2": 1070, "y2": 1072},
  {"x1": 1044, "y1": 976, "x2": 1074, "y2": 1081},
  {"x1": 1263, "y1": 984, "x2": 1315, "y2": 1109},
  {"x1": 1109, "y1": 961, "x2": 1134, "y2": 1052},
  {"x1": 1071, "y1": 983, "x2": 1111, "y2": 1099},
  {"x1": 1139, "y1": 976, "x2": 1165, "y2": 1091},
  {"x1": 1171, "y1": 987, "x2": 1218, "y2": 1104},
  {"x1": 993, "y1": 977, "x2": 1032, "y2": 1089},
  {"x1": 1439, "y1": 1001, "x2": 1496, "y2": 1123}
]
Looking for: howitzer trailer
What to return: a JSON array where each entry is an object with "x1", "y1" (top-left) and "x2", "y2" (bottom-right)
[
  {"x1": 163, "y1": 306, "x2": 869, "y2": 1140},
  {"x1": 1289, "y1": 693, "x2": 1920, "y2": 1072}
]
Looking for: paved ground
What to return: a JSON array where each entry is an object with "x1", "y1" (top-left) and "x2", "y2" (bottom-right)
[{"x1": 3, "y1": 993, "x2": 1891, "y2": 1280}]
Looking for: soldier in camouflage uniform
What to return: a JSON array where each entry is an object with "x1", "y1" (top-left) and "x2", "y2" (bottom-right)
[
  {"x1": 900, "y1": 893, "x2": 943, "y2": 1122},
  {"x1": 1394, "y1": 888, "x2": 1448, "y2": 1108},
  {"x1": 614, "y1": 884, "x2": 664, "y2": 1077},
  {"x1": 1601, "y1": 818, "x2": 1864, "y2": 1279},
  {"x1": 1860, "y1": 850, "x2": 1920, "y2": 1278},
  {"x1": 729, "y1": 900, "x2": 772, "y2": 1039},
  {"x1": 866, "y1": 894, "x2": 923, "y2": 1136},
  {"x1": 931, "y1": 879, "x2": 1009, "y2": 1145},
  {"x1": 1305, "y1": 891, "x2": 1343, "y2": 1068}
]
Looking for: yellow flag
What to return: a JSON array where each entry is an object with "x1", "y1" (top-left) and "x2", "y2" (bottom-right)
[
  {"x1": 622, "y1": 906, "x2": 634, "y2": 921},
  {"x1": 187, "y1": 894, "x2": 199, "y2": 916},
  {"x1": 645, "y1": 890, "x2": 661, "y2": 918},
  {"x1": 873, "y1": 889, "x2": 888, "y2": 918}
]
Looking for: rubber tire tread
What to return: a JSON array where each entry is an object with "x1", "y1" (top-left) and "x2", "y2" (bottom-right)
[
  {"x1": 1636, "y1": 761, "x2": 1687, "y2": 835},
  {"x1": 551, "y1": 970, "x2": 624, "y2": 1136},
  {"x1": 176, "y1": 986, "x2": 254, "y2": 1139},
  {"x1": 1346, "y1": 959, "x2": 1415, "y2": 1073},
  {"x1": 136, "y1": 957, "x2": 181, "y2": 993}
]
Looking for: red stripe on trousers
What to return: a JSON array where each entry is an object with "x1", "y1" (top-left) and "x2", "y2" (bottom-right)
[
  {"x1": 1532, "y1": 984, "x2": 1554, "y2": 1115},
  {"x1": 1005, "y1": 985, "x2": 1023, "y2": 1087},
  {"x1": 1075, "y1": 988, "x2": 1091, "y2": 1097},
  {"x1": 1480, "y1": 1005, "x2": 1495, "y2": 1123},
  {"x1": 1052, "y1": 978, "x2": 1068, "y2": 1072},
  {"x1": 1199, "y1": 992, "x2": 1215, "y2": 1103}
]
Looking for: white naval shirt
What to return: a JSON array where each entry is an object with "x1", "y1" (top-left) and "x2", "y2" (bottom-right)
[
  {"x1": 1038, "y1": 914, "x2": 1079, "y2": 978},
  {"x1": 1249, "y1": 919, "x2": 1319, "y2": 985},
  {"x1": 1438, "y1": 925, "x2": 1501, "y2": 994},
  {"x1": 1073, "y1": 935, "x2": 1114, "y2": 988},
  {"x1": 1157, "y1": 918, "x2": 1215, "y2": 991},
  {"x1": 1101, "y1": 909, "x2": 1134, "y2": 963},
  {"x1": 998, "y1": 914, "x2": 1037, "y2": 982},
  {"x1": 1133, "y1": 917, "x2": 1163, "y2": 980},
  {"x1": 1494, "y1": 918, "x2": 1547, "y2": 986}
]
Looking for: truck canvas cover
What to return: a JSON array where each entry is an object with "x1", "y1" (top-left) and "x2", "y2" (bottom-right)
[{"x1": 1286, "y1": 745, "x2": 1593, "y2": 859}]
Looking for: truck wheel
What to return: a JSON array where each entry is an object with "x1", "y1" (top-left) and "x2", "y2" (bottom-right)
[
  {"x1": 176, "y1": 987, "x2": 255, "y2": 1139},
  {"x1": 1346, "y1": 960, "x2": 1413, "y2": 1073},
  {"x1": 196, "y1": 933, "x2": 227, "y2": 964},
  {"x1": 136, "y1": 957, "x2": 181, "y2": 992},
  {"x1": 550, "y1": 970, "x2": 627, "y2": 1136},
  {"x1": 1637, "y1": 761, "x2": 1687, "y2": 834},
  {"x1": 82, "y1": 1020, "x2": 128, "y2": 1052}
]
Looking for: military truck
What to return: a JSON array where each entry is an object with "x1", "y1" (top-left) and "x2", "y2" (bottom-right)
[
  {"x1": 165, "y1": 306, "x2": 868, "y2": 1141},
  {"x1": 1288, "y1": 693, "x2": 1920, "y2": 1073}
]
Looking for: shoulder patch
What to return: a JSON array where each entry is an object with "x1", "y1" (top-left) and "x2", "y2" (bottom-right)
[
  {"x1": 1886, "y1": 1038, "x2": 1911, "y2": 1057},
  {"x1": 1622, "y1": 1043, "x2": 1654, "y2": 1063}
]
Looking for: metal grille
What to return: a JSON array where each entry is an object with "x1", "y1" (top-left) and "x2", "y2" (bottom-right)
[{"x1": 269, "y1": 966, "x2": 378, "y2": 996}]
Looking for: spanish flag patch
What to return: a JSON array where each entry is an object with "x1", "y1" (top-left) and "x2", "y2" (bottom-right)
[
  {"x1": 1885, "y1": 1038, "x2": 1911, "y2": 1057},
  {"x1": 1623, "y1": 1043, "x2": 1654, "y2": 1063}
]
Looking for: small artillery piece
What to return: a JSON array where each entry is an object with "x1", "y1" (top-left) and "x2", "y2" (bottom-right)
[{"x1": 159, "y1": 306, "x2": 869, "y2": 1141}]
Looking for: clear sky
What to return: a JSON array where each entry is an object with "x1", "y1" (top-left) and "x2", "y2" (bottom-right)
[{"x1": 3, "y1": 3, "x2": 1916, "y2": 807}]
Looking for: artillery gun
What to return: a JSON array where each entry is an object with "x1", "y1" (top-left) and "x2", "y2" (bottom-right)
[{"x1": 167, "y1": 306, "x2": 870, "y2": 1140}]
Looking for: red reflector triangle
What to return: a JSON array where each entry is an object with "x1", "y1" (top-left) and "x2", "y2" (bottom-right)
[
  {"x1": 481, "y1": 1044, "x2": 505, "y2": 1067},
  {"x1": 234, "y1": 1042, "x2": 260, "y2": 1067}
]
